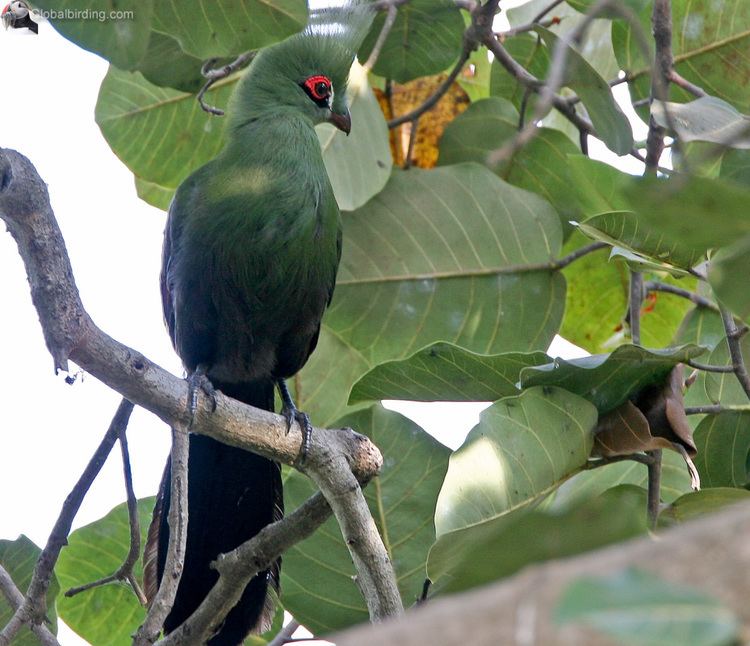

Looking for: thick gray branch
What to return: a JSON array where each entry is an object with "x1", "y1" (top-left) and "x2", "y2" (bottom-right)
[
  {"x1": 0, "y1": 565, "x2": 60, "y2": 646},
  {"x1": 0, "y1": 147, "x2": 394, "y2": 631},
  {"x1": 0, "y1": 148, "x2": 382, "y2": 481}
]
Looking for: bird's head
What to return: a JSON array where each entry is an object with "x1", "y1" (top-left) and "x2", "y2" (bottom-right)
[{"x1": 229, "y1": 3, "x2": 374, "y2": 136}]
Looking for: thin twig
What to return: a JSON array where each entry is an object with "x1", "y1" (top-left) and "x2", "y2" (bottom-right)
[
  {"x1": 0, "y1": 566, "x2": 60, "y2": 646},
  {"x1": 0, "y1": 400, "x2": 134, "y2": 645},
  {"x1": 646, "y1": 449, "x2": 663, "y2": 529},
  {"x1": 65, "y1": 404, "x2": 146, "y2": 604},
  {"x1": 487, "y1": 0, "x2": 618, "y2": 165},
  {"x1": 644, "y1": 0, "x2": 674, "y2": 173},
  {"x1": 630, "y1": 271, "x2": 643, "y2": 345},
  {"x1": 388, "y1": 48, "x2": 472, "y2": 128},
  {"x1": 584, "y1": 453, "x2": 656, "y2": 470},
  {"x1": 268, "y1": 620, "x2": 301, "y2": 646},
  {"x1": 551, "y1": 241, "x2": 608, "y2": 269},
  {"x1": 685, "y1": 404, "x2": 750, "y2": 415},
  {"x1": 720, "y1": 305, "x2": 750, "y2": 400},
  {"x1": 685, "y1": 360, "x2": 734, "y2": 374},
  {"x1": 363, "y1": 4, "x2": 398, "y2": 71},
  {"x1": 531, "y1": 0, "x2": 564, "y2": 24},
  {"x1": 644, "y1": 280, "x2": 718, "y2": 311},
  {"x1": 668, "y1": 70, "x2": 706, "y2": 97},
  {"x1": 403, "y1": 118, "x2": 419, "y2": 169},
  {"x1": 134, "y1": 426, "x2": 190, "y2": 645},
  {"x1": 197, "y1": 52, "x2": 256, "y2": 116}
]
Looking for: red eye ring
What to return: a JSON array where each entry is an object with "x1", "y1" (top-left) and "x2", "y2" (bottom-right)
[{"x1": 304, "y1": 75, "x2": 332, "y2": 101}]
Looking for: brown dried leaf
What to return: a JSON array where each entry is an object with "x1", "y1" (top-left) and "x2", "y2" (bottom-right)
[
  {"x1": 632, "y1": 365, "x2": 697, "y2": 456},
  {"x1": 593, "y1": 365, "x2": 699, "y2": 489},
  {"x1": 593, "y1": 401, "x2": 674, "y2": 457},
  {"x1": 375, "y1": 75, "x2": 470, "y2": 169}
]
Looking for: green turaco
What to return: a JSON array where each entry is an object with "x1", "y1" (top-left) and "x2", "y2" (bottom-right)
[{"x1": 144, "y1": 4, "x2": 373, "y2": 644}]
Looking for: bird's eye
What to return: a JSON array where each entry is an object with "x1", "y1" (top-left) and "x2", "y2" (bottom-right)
[{"x1": 302, "y1": 75, "x2": 333, "y2": 106}]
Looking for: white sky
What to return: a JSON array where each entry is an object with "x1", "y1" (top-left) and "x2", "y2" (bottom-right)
[{"x1": 0, "y1": 8, "x2": 647, "y2": 644}]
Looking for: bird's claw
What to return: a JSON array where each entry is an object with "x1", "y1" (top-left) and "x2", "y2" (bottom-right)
[
  {"x1": 277, "y1": 379, "x2": 313, "y2": 463},
  {"x1": 282, "y1": 405, "x2": 313, "y2": 463},
  {"x1": 186, "y1": 366, "x2": 216, "y2": 428}
]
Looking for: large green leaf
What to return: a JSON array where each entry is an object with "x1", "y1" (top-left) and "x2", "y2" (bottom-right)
[
  {"x1": 660, "y1": 488, "x2": 750, "y2": 525},
  {"x1": 621, "y1": 175, "x2": 750, "y2": 254},
  {"x1": 520, "y1": 344, "x2": 706, "y2": 413},
  {"x1": 490, "y1": 34, "x2": 551, "y2": 110},
  {"x1": 550, "y1": 449, "x2": 693, "y2": 510},
  {"x1": 652, "y1": 97, "x2": 750, "y2": 148},
  {"x1": 704, "y1": 335, "x2": 750, "y2": 406},
  {"x1": 555, "y1": 569, "x2": 740, "y2": 646},
  {"x1": 96, "y1": 67, "x2": 232, "y2": 191},
  {"x1": 429, "y1": 485, "x2": 647, "y2": 592},
  {"x1": 535, "y1": 27, "x2": 632, "y2": 155},
  {"x1": 0, "y1": 536, "x2": 59, "y2": 645},
  {"x1": 281, "y1": 405, "x2": 449, "y2": 634},
  {"x1": 565, "y1": 154, "x2": 630, "y2": 217},
  {"x1": 614, "y1": 0, "x2": 750, "y2": 114},
  {"x1": 349, "y1": 343, "x2": 550, "y2": 404},
  {"x1": 316, "y1": 66, "x2": 391, "y2": 211},
  {"x1": 560, "y1": 231, "x2": 695, "y2": 353},
  {"x1": 56, "y1": 499, "x2": 154, "y2": 646},
  {"x1": 151, "y1": 0, "x2": 307, "y2": 59},
  {"x1": 358, "y1": 0, "x2": 464, "y2": 83},
  {"x1": 709, "y1": 235, "x2": 750, "y2": 321},
  {"x1": 438, "y1": 97, "x2": 582, "y2": 227},
  {"x1": 33, "y1": 0, "x2": 152, "y2": 71},
  {"x1": 693, "y1": 412, "x2": 750, "y2": 488},
  {"x1": 576, "y1": 210, "x2": 706, "y2": 270},
  {"x1": 435, "y1": 386, "x2": 597, "y2": 537},
  {"x1": 298, "y1": 164, "x2": 566, "y2": 425},
  {"x1": 134, "y1": 177, "x2": 174, "y2": 211},
  {"x1": 674, "y1": 306, "x2": 726, "y2": 348},
  {"x1": 134, "y1": 31, "x2": 210, "y2": 93}
]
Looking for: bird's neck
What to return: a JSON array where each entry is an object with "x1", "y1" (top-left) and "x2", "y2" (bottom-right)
[{"x1": 222, "y1": 109, "x2": 320, "y2": 165}]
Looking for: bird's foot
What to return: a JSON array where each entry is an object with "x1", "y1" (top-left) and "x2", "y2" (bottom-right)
[
  {"x1": 186, "y1": 365, "x2": 216, "y2": 428},
  {"x1": 277, "y1": 379, "x2": 313, "y2": 463}
]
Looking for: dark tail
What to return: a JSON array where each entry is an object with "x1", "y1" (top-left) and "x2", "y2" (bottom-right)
[{"x1": 145, "y1": 380, "x2": 283, "y2": 646}]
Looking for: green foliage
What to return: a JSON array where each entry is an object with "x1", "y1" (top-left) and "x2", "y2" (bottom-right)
[
  {"x1": 0, "y1": 536, "x2": 59, "y2": 645},
  {"x1": 429, "y1": 485, "x2": 648, "y2": 591},
  {"x1": 358, "y1": 0, "x2": 464, "y2": 83},
  {"x1": 555, "y1": 569, "x2": 740, "y2": 646},
  {"x1": 693, "y1": 412, "x2": 750, "y2": 488},
  {"x1": 18, "y1": 2, "x2": 750, "y2": 644},
  {"x1": 435, "y1": 387, "x2": 597, "y2": 536},
  {"x1": 520, "y1": 344, "x2": 706, "y2": 413},
  {"x1": 350, "y1": 343, "x2": 550, "y2": 403}
]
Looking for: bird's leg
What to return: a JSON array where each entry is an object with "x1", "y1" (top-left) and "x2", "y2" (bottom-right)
[
  {"x1": 186, "y1": 364, "x2": 217, "y2": 428},
  {"x1": 277, "y1": 378, "x2": 313, "y2": 462}
]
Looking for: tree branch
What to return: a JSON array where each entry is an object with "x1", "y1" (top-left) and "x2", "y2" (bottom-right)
[
  {"x1": 0, "y1": 148, "x2": 393, "y2": 631},
  {"x1": 134, "y1": 427, "x2": 190, "y2": 645},
  {"x1": 0, "y1": 566, "x2": 60, "y2": 646},
  {"x1": 159, "y1": 494, "x2": 332, "y2": 645},
  {"x1": 644, "y1": 0, "x2": 674, "y2": 173},
  {"x1": 644, "y1": 280, "x2": 718, "y2": 311},
  {"x1": 65, "y1": 401, "x2": 146, "y2": 604},
  {"x1": 197, "y1": 52, "x2": 256, "y2": 116},
  {"x1": 720, "y1": 305, "x2": 750, "y2": 400},
  {"x1": 0, "y1": 399, "x2": 133, "y2": 644}
]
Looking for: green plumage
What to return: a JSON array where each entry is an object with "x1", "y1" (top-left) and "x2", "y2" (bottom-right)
[{"x1": 147, "y1": 4, "x2": 373, "y2": 644}]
